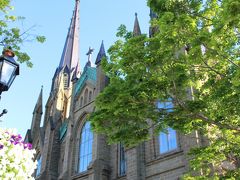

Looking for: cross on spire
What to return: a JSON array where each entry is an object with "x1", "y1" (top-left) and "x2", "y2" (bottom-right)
[{"x1": 85, "y1": 47, "x2": 94, "y2": 67}]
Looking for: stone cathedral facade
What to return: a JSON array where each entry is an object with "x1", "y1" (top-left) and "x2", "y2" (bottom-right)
[{"x1": 25, "y1": 1, "x2": 203, "y2": 180}]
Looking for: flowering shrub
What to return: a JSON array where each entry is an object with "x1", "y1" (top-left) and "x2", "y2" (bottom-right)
[{"x1": 0, "y1": 128, "x2": 36, "y2": 179}]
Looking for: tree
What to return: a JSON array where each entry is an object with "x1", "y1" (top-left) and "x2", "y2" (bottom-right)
[
  {"x1": 0, "y1": 0, "x2": 45, "y2": 67},
  {"x1": 0, "y1": 1, "x2": 44, "y2": 178},
  {"x1": 91, "y1": 0, "x2": 240, "y2": 178}
]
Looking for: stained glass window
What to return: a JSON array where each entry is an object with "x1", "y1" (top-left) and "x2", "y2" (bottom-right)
[
  {"x1": 119, "y1": 143, "x2": 126, "y2": 176},
  {"x1": 78, "y1": 121, "x2": 93, "y2": 173}
]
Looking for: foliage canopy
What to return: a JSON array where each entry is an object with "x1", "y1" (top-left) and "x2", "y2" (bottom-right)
[
  {"x1": 0, "y1": 0, "x2": 45, "y2": 67},
  {"x1": 91, "y1": 0, "x2": 240, "y2": 178}
]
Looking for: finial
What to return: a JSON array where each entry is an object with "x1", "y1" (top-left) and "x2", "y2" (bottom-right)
[
  {"x1": 41, "y1": 85, "x2": 43, "y2": 90},
  {"x1": 135, "y1": 12, "x2": 137, "y2": 17}
]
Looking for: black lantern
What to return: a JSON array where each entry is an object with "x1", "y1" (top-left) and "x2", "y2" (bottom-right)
[{"x1": 0, "y1": 48, "x2": 19, "y2": 94}]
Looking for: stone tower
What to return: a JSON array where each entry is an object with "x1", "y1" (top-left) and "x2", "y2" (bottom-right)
[{"x1": 25, "y1": 0, "x2": 80, "y2": 179}]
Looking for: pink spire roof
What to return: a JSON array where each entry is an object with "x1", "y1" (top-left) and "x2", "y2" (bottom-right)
[{"x1": 58, "y1": 0, "x2": 80, "y2": 72}]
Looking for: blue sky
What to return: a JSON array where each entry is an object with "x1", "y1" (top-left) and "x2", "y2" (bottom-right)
[{"x1": 1, "y1": 0, "x2": 150, "y2": 136}]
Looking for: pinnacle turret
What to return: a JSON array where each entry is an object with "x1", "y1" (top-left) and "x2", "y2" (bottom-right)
[
  {"x1": 133, "y1": 13, "x2": 141, "y2": 37},
  {"x1": 33, "y1": 86, "x2": 43, "y2": 114},
  {"x1": 30, "y1": 87, "x2": 43, "y2": 138},
  {"x1": 95, "y1": 41, "x2": 106, "y2": 65}
]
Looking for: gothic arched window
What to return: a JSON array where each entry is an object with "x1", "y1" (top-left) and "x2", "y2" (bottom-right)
[
  {"x1": 89, "y1": 91, "x2": 92, "y2": 102},
  {"x1": 78, "y1": 121, "x2": 93, "y2": 173},
  {"x1": 118, "y1": 143, "x2": 126, "y2": 176},
  {"x1": 80, "y1": 96, "x2": 83, "y2": 107},
  {"x1": 84, "y1": 88, "x2": 88, "y2": 105}
]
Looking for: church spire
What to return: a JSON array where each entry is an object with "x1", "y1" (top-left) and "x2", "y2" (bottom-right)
[
  {"x1": 133, "y1": 13, "x2": 141, "y2": 37},
  {"x1": 58, "y1": 0, "x2": 80, "y2": 72}
]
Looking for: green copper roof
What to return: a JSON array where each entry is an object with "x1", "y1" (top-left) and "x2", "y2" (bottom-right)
[{"x1": 75, "y1": 66, "x2": 96, "y2": 96}]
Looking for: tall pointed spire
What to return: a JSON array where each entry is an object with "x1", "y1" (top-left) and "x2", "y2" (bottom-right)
[
  {"x1": 95, "y1": 41, "x2": 106, "y2": 65},
  {"x1": 133, "y1": 13, "x2": 141, "y2": 37},
  {"x1": 58, "y1": 0, "x2": 80, "y2": 72}
]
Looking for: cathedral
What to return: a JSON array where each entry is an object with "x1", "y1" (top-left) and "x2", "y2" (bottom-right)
[{"x1": 25, "y1": 0, "x2": 202, "y2": 179}]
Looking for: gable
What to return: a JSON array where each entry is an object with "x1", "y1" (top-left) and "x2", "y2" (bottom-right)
[{"x1": 74, "y1": 84, "x2": 95, "y2": 110}]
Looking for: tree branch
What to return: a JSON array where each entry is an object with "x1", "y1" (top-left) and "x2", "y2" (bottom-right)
[
  {"x1": 194, "y1": 113, "x2": 240, "y2": 132},
  {"x1": 200, "y1": 59, "x2": 226, "y2": 78},
  {"x1": 203, "y1": 44, "x2": 239, "y2": 68}
]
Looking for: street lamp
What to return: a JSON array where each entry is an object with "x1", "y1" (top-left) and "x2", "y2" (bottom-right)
[
  {"x1": 0, "y1": 48, "x2": 19, "y2": 95},
  {"x1": 0, "y1": 48, "x2": 19, "y2": 119}
]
